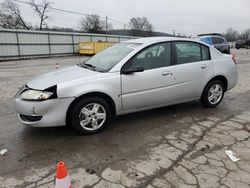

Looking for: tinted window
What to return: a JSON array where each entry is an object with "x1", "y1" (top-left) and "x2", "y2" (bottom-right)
[
  {"x1": 175, "y1": 42, "x2": 202, "y2": 64},
  {"x1": 212, "y1": 37, "x2": 224, "y2": 45},
  {"x1": 212, "y1": 37, "x2": 219, "y2": 44},
  {"x1": 129, "y1": 42, "x2": 171, "y2": 70},
  {"x1": 219, "y1": 38, "x2": 225, "y2": 43},
  {"x1": 201, "y1": 45, "x2": 210, "y2": 61}
]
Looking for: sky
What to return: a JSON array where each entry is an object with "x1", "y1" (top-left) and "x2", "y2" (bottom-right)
[{"x1": 6, "y1": 0, "x2": 250, "y2": 36}]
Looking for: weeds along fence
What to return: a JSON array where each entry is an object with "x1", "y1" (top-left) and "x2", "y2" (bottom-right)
[{"x1": 0, "y1": 29, "x2": 136, "y2": 61}]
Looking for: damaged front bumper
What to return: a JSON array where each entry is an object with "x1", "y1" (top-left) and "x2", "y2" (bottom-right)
[{"x1": 14, "y1": 97, "x2": 75, "y2": 127}]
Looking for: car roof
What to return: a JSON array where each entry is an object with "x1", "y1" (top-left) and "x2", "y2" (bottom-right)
[
  {"x1": 124, "y1": 37, "x2": 205, "y2": 46},
  {"x1": 198, "y1": 33, "x2": 223, "y2": 37},
  {"x1": 198, "y1": 35, "x2": 226, "y2": 39}
]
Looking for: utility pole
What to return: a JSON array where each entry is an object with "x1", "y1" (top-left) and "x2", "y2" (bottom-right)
[
  {"x1": 106, "y1": 16, "x2": 108, "y2": 35},
  {"x1": 124, "y1": 24, "x2": 127, "y2": 35},
  {"x1": 172, "y1": 29, "x2": 176, "y2": 36}
]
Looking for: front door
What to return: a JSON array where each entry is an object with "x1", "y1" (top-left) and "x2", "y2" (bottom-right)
[{"x1": 121, "y1": 42, "x2": 176, "y2": 111}]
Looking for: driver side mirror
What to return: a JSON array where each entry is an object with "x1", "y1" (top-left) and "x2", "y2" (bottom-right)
[{"x1": 121, "y1": 66, "x2": 144, "y2": 75}]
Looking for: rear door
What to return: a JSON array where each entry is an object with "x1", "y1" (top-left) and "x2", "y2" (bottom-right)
[
  {"x1": 173, "y1": 41, "x2": 213, "y2": 102},
  {"x1": 121, "y1": 42, "x2": 176, "y2": 111}
]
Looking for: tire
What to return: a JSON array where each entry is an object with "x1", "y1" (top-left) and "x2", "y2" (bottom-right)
[
  {"x1": 69, "y1": 96, "x2": 111, "y2": 134},
  {"x1": 201, "y1": 80, "x2": 225, "y2": 108}
]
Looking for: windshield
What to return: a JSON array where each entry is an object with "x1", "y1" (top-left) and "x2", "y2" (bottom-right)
[{"x1": 81, "y1": 43, "x2": 141, "y2": 72}]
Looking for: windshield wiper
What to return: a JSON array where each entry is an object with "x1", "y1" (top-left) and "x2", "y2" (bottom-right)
[
  {"x1": 78, "y1": 63, "x2": 96, "y2": 70},
  {"x1": 78, "y1": 62, "x2": 107, "y2": 72},
  {"x1": 84, "y1": 63, "x2": 96, "y2": 70}
]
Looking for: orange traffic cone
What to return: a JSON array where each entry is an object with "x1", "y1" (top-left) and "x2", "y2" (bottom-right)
[{"x1": 55, "y1": 161, "x2": 72, "y2": 188}]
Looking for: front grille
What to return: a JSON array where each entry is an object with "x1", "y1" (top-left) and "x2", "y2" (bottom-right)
[{"x1": 20, "y1": 114, "x2": 43, "y2": 122}]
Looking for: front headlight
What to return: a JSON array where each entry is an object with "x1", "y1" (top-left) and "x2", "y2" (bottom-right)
[{"x1": 21, "y1": 90, "x2": 53, "y2": 101}]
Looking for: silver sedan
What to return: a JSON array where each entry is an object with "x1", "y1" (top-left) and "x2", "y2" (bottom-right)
[{"x1": 14, "y1": 37, "x2": 238, "y2": 134}]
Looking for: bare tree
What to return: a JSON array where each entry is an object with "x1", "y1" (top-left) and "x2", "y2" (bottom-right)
[
  {"x1": 79, "y1": 14, "x2": 106, "y2": 33},
  {"x1": 223, "y1": 27, "x2": 239, "y2": 42},
  {"x1": 241, "y1": 29, "x2": 250, "y2": 39},
  {"x1": 0, "y1": 11, "x2": 12, "y2": 29},
  {"x1": 0, "y1": 11, "x2": 18, "y2": 29},
  {"x1": 29, "y1": 0, "x2": 52, "y2": 30},
  {"x1": 0, "y1": 0, "x2": 31, "y2": 29},
  {"x1": 128, "y1": 17, "x2": 153, "y2": 36}
]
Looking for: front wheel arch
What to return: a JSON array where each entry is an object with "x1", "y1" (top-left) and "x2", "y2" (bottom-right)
[{"x1": 66, "y1": 92, "x2": 116, "y2": 126}]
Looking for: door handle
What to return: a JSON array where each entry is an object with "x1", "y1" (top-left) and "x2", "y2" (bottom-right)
[
  {"x1": 162, "y1": 71, "x2": 171, "y2": 76},
  {"x1": 201, "y1": 64, "x2": 207, "y2": 69}
]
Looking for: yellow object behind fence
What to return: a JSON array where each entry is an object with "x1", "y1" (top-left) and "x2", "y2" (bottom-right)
[{"x1": 78, "y1": 42, "x2": 116, "y2": 55}]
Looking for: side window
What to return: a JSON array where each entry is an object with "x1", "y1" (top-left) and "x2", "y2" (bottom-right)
[
  {"x1": 175, "y1": 42, "x2": 202, "y2": 64},
  {"x1": 212, "y1": 37, "x2": 221, "y2": 45},
  {"x1": 129, "y1": 42, "x2": 171, "y2": 70},
  {"x1": 218, "y1": 38, "x2": 225, "y2": 44},
  {"x1": 201, "y1": 45, "x2": 210, "y2": 61},
  {"x1": 200, "y1": 37, "x2": 212, "y2": 46}
]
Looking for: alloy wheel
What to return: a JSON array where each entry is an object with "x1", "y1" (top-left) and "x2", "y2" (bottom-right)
[
  {"x1": 79, "y1": 103, "x2": 106, "y2": 131},
  {"x1": 208, "y1": 84, "x2": 223, "y2": 105}
]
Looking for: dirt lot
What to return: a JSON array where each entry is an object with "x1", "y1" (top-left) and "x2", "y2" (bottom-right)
[{"x1": 0, "y1": 49, "x2": 250, "y2": 188}]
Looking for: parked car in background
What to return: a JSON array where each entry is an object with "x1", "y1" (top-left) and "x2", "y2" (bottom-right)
[
  {"x1": 14, "y1": 37, "x2": 238, "y2": 134},
  {"x1": 197, "y1": 33, "x2": 231, "y2": 54},
  {"x1": 235, "y1": 39, "x2": 250, "y2": 49}
]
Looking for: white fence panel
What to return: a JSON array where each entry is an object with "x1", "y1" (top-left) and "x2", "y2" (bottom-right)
[
  {"x1": 73, "y1": 35, "x2": 92, "y2": 43},
  {"x1": 0, "y1": 45, "x2": 19, "y2": 56},
  {"x1": 0, "y1": 29, "x2": 136, "y2": 60},
  {"x1": 20, "y1": 45, "x2": 50, "y2": 55},
  {"x1": 18, "y1": 33, "x2": 48, "y2": 44},
  {"x1": 50, "y1": 34, "x2": 72, "y2": 44},
  {"x1": 51, "y1": 45, "x2": 74, "y2": 54},
  {"x1": 0, "y1": 32, "x2": 17, "y2": 44}
]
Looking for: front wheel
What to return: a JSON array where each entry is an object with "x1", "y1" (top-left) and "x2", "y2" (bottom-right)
[
  {"x1": 69, "y1": 97, "x2": 111, "y2": 134},
  {"x1": 201, "y1": 80, "x2": 225, "y2": 108}
]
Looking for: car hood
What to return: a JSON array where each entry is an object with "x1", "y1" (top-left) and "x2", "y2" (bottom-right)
[{"x1": 27, "y1": 65, "x2": 100, "y2": 90}]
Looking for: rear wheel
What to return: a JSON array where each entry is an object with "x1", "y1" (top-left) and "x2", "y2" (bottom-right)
[
  {"x1": 201, "y1": 80, "x2": 225, "y2": 108},
  {"x1": 69, "y1": 97, "x2": 111, "y2": 134}
]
